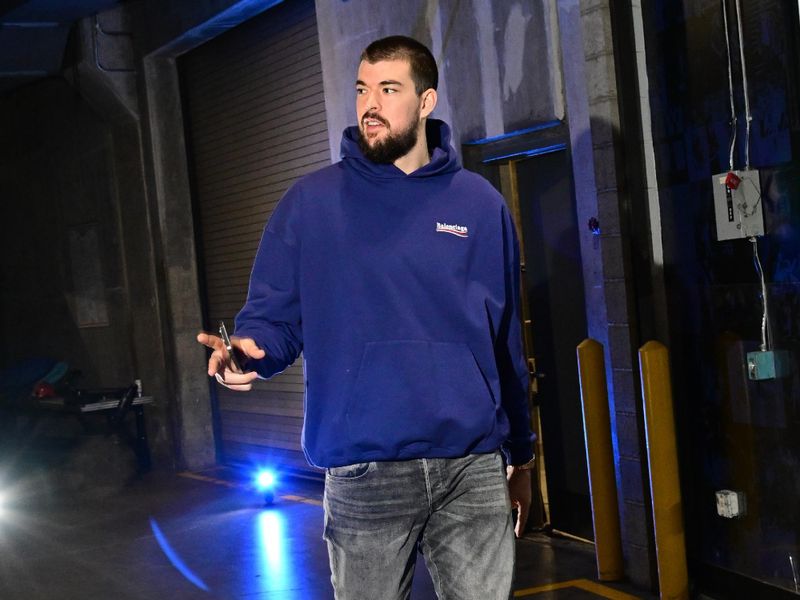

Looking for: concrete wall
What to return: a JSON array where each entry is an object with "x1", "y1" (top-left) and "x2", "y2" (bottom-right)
[
  {"x1": 0, "y1": 80, "x2": 129, "y2": 384},
  {"x1": 0, "y1": 75, "x2": 175, "y2": 477},
  {"x1": 315, "y1": 0, "x2": 563, "y2": 160},
  {"x1": 566, "y1": 0, "x2": 655, "y2": 589},
  {"x1": 0, "y1": 0, "x2": 191, "y2": 474},
  {"x1": 137, "y1": 52, "x2": 217, "y2": 471}
]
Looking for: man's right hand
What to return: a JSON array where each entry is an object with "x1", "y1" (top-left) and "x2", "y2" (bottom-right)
[{"x1": 196, "y1": 332, "x2": 266, "y2": 392}]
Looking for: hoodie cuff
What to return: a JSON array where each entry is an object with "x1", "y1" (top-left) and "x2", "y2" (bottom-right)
[{"x1": 501, "y1": 439, "x2": 535, "y2": 467}]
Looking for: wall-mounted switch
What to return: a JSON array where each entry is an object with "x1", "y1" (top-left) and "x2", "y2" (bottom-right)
[{"x1": 713, "y1": 169, "x2": 763, "y2": 241}]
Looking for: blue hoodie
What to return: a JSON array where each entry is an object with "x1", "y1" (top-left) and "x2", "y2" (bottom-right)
[{"x1": 234, "y1": 119, "x2": 533, "y2": 468}]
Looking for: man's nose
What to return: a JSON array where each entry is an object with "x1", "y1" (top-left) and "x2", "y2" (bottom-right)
[{"x1": 363, "y1": 89, "x2": 380, "y2": 112}]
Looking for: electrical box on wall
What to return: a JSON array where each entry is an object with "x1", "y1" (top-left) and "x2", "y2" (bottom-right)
[
  {"x1": 712, "y1": 169, "x2": 763, "y2": 241},
  {"x1": 746, "y1": 349, "x2": 792, "y2": 380},
  {"x1": 716, "y1": 489, "x2": 747, "y2": 519}
]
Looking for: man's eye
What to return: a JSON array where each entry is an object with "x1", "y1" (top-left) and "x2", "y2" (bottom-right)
[
  {"x1": 383, "y1": 88, "x2": 397, "y2": 94},
  {"x1": 356, "y1": 88, "x2": 367, "y2": 95}
]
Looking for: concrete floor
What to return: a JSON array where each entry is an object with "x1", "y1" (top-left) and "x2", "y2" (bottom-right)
[{"x1": 0, "y1": 436, "x2": 656, "y2": 599}]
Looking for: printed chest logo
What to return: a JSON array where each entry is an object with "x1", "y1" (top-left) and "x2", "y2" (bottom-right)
[{"x1": 435, "y1": 221, "x2": 469, "y2": 238}]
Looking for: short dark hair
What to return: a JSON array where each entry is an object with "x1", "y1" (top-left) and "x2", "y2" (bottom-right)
[{"x1": 360, "y1": 35, "x2": 438, "y2": 94}]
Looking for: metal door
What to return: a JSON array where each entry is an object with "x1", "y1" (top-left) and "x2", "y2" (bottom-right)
[
  {"x1": 180, "y1": 0, "x2": 328, "y2": 473},
  {"x1": 497, "y1": 149, "x2": 593, "y2": 540}
]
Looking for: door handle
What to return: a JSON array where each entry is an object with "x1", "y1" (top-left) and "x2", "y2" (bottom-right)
[
  {"x1": 527, "y1": 357, "x2": 545, "y2": 403},
  {"x1": 528, "y1": 358, "x2": 546, "y2": 380}
]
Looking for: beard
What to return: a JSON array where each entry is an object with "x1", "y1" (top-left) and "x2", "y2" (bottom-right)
[{"x1": 358, "y1": 110, "x2": 420, "y2": 164}]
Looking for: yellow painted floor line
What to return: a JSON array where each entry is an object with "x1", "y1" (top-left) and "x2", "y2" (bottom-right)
[
  {"x1": 514, "y1": 578, "x2": 643, "y2": 599},
  {"x1": 177, "y1": 471, "x2": 323, "y2": 506},
  {"x1": 279, "y1": 493, "x2": 324, "y2": 507},
  {"x1": 178, "y1": 471, "x2": 241, "y2": 489}
]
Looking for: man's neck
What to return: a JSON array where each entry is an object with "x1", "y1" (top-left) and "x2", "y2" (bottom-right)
[{"x1": 393, "y1": 125, "x2": 431, "y2": 175}]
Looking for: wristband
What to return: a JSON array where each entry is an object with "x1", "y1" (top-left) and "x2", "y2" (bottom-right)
[{"x1": 513, "y1": 456, "x2": 536, "y2": 470}]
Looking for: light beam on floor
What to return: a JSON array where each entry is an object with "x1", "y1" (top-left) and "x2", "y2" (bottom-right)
[
  {"x1": 149, "y1": 517, "x2": 210, "y2": 592},
  {"x1": 257, "y1": 510, "x2": 294, "y2": 592}
]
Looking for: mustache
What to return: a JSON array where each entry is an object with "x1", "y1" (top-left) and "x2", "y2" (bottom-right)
[{"x1": 361, "y1": 112, "x2": 389, "y2": 127}]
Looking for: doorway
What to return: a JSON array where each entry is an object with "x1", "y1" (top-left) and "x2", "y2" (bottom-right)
[
  {"x1": 465, "y1": 130, "x2": 592, "y2": 540},
  {"x1": 513, "y1": 150, "x2": 592, "y2": 540}
]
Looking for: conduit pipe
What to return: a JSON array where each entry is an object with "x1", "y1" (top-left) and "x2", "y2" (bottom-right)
[
  {"x1": 639, "y1": 341, "x2": 688, "y2": 600},
  {"x1": 576, "y1": 339, "x2": 623, "y2": 581}
]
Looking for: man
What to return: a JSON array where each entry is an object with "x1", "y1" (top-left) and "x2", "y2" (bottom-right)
[{"x1": 198, "y1": 35, "x2": 535, "y2": 600}]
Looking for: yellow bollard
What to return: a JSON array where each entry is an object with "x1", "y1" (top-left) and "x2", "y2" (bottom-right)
[
  {"x1": 639, "y1": 341, "x2": 689, "y2": 600},
  {"x1": 577, "y1": 339, "x2": 624, "y2": 581}
]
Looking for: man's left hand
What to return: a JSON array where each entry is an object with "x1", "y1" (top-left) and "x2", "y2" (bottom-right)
[{"x1": 506, "y1": 466, "x2": 532, "y2": 538}]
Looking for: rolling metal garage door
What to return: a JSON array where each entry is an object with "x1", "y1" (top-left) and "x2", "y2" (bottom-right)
[{"x1": 180, "y1": 0, "x2": 329, "y2": 473}]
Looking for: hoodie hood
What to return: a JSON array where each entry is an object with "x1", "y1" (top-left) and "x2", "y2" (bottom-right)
[{"x1": 340, "y1": 118, "x2": 460, "y2": 180}]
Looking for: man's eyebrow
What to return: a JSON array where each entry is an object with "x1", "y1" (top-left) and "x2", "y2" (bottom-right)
[{"x1": 355, "y1": 79, "x2": 405, "y2": 87}]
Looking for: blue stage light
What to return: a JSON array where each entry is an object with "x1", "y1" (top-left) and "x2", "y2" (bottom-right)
[{"x1": 255, "y1": 469, "x2": 276, "y2": 491}]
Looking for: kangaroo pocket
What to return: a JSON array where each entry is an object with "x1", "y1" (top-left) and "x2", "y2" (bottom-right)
[{"x1": 346, "y1": 340, "x2": 497, "y2": 455}]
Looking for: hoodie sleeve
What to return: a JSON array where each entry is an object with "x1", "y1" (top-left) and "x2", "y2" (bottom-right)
[
  {"x1": 233, "y1": 183, "x2": 304, "y2": 379},
  {"x1": 496, "y1": 205, "x2": 536, "y2": 465}
]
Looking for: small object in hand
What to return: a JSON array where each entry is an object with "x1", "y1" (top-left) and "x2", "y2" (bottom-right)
[{"x1": 218, "y1": 321, "x2": 242, "y2": 372}]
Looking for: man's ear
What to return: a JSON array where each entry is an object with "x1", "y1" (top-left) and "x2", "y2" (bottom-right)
[{"x1": 419, "y1": 88, "x2": 437, "y2": 119}]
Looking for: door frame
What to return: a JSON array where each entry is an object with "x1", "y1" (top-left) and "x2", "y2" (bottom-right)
[{"x1": 463, "y1": 120, "x2": 590, "y2": 536}]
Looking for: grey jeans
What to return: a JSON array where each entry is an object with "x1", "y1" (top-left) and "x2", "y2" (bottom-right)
[{"x1": 323, "y1": 452, "x2": 515, "y2": 600}]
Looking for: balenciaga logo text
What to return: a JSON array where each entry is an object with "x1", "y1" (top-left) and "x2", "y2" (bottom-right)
[{"x1": 436, "y1": 222, "x2": 469, "y2": 238}]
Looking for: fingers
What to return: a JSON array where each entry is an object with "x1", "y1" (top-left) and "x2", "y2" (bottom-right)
[
  {"x1": 207, "y1": 350, "x2": 226, "y2": 377},
  {"x1": 514, "y1": 499, "x2": 530, "y2": 538},
  {"x1": 197, "y1": 331, "x2": 265, "y2": 392},
  {"x1": 197, "y1": 331, "x2": 230, "y2": 375},
  {"x1": 236, "y1": 336, "x2": 266, "y2": 359},
  {"x1": 196, "y1": 332, "x2": 223, "y2": 350},
  {"x1": 507, "y1": 467, "x2": 533, "y2": 538},
  {"x1": 197, "y1": 331, "x2": 261, "y2": 391},
  {"x1": 214, "y1": 367, "x2": 260, "y2": 391},
  {"x1": 197, "y1": 331, "x2": 264, "y2": 377},
  {"x1": 200, "y1": 339, "x2": 230, "y2": 377}
]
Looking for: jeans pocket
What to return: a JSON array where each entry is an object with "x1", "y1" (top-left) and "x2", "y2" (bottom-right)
[{"x1": 326, "y1": 461, "x2": 374, "y2": 480}]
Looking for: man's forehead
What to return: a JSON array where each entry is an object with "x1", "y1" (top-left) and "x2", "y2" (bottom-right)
[{"x1": 356, "y1": 58, "x2": 413, "y2": 82}]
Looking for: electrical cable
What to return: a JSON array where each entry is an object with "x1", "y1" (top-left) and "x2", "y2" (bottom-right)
[
  {"x1": 735, "y1": 9, "x2": 774, "y2": 354},
  {"x1": 734, "y1": 0, "x2": 752, "y2": 169},
  {"x1": 721, "y1": 0, "x2": 737, "y2": 171},
  {"x1": 726, "y1": 3, "x2": 771, "y2": 356},
  {"x1": 750, "y1": 237, "x2": 770, "y2": 351}
]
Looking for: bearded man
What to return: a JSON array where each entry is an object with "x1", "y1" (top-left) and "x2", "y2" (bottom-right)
[{"x1": 198, "y1": 35, "x2": 535, "y2": 600}]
